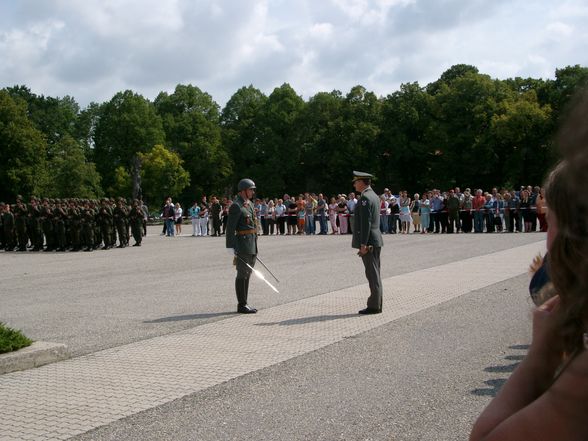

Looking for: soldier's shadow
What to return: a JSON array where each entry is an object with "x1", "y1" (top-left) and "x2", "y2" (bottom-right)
[
  {"x1": 471, "y1": 344, "x2": 529, "y2": 397},
  {"x1": 256, "y1": 314, "x2": 358, "y2": 327},
  {"x1": 144, "y1": 312, "x2": 233, "y2": 323}
]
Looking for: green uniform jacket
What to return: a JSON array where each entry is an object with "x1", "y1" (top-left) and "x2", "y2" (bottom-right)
[
  {"x1": 226, "y1": 195, "x2": 258, "y2": 255},
  {"x1": 14, "y1": 203, "x2": 27, "y2": 229},
  {"x1": 352, "y1": 187, "x2": 384, "y2": 249}
]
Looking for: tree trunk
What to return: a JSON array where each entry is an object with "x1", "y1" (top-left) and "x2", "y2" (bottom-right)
[{"x1": 131, "y1": 155, "x2": 142, "y2": 200}]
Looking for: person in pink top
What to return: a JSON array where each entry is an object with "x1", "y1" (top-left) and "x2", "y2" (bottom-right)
[{"x1": 328, "y1": 197, "x2": 339, "y2": 234}]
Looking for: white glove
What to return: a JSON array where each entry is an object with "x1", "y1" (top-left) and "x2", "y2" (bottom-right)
[{"x1": 226, "y1": 248, "x2": 235, "y2": 256}]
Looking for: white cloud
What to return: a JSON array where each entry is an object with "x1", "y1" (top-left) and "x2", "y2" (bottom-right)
[
  {"x1": 546, "y1": 21, "x2": 574, "y2": 38},
  {"x1": 0, "y1": 0, "x2": 586, "y2": 107},
  {"x1": 309, "y1": 22, "x2": 335, "y2": 39}
]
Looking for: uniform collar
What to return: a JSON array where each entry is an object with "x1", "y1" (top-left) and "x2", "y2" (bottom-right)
[
  {"x1": 237, "y1": 194, "x2": 251, "y2": 206},
  {"x1": 360, "y1": 186, "x2": 372, "y2": 197}
]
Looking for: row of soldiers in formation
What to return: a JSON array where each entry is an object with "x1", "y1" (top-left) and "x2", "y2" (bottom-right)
[{"x1": 0, "y1": 196, "x2": 147, "y2": 252}]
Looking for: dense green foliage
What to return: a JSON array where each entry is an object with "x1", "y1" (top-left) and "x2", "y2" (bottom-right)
[
  {"x1": 0, "y1": 322, "x2": 33, "y2": 354},
  {"x1": 1, "y1": 64, "x2": 587, "y2": 205}
]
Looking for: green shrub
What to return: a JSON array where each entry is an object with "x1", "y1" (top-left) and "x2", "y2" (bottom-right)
[{"x1": 0, "y1": 323, "x2": 33, "y2": 354}]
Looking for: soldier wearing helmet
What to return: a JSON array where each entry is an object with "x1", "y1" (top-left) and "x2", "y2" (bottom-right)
[{"x1": 226, "y1": 178, "x2": 259, "y2": 313}]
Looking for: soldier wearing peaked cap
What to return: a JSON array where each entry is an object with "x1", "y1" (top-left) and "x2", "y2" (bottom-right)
[
  {"x1": 351, "y1": 171, "x2": 384, "y2": 314},
  {"x1": 226, "y1": 178, "x2": 259, "y2": 314}
]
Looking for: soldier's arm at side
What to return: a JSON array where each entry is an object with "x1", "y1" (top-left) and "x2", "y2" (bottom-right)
[
  {"x1": 225, "y1": 203, "x2": 240, "y2": 249},
  {"x1": 359, "y1": 196, "x2": 372, "y2": 247}
]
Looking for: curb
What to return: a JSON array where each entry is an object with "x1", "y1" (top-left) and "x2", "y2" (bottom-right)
[{"x1": 0, "y1": 341, "x2": 69, "y2": 375}]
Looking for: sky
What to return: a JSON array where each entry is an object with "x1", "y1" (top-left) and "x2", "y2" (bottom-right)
[{"x1": 1, "y1": 0, "x2": 587, "y2": 109}]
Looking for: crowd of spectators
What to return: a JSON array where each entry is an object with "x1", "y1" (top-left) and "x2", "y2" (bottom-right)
[{"x1": 168, "y1": 184, "x2": 547, "y2": 237}]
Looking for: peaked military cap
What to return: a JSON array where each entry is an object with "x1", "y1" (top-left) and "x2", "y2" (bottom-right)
[{"x1": 352, "y1": 171, "x2": 374, "y2": 182}]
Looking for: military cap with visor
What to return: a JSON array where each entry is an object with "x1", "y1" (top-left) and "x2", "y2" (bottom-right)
[{"x1": 352, "y1": 171, "x2": 374, "y2": 183}]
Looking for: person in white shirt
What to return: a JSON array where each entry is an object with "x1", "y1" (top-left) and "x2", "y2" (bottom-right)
[
  {"x1": 275, "y1": 198, "x2": 287, "y2": 235},
  {"x1": 174, "y1": 203, "x2": 183, "y2": 235},
  {"x1": 347, "y1": 192, "x2": 358, "y2": 234}
]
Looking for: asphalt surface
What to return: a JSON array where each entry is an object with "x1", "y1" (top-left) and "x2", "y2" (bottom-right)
[
  {"x1": 1, "y1": 229, "x2": 543, "y2": 357},
  {"x1": 71, "y1": 275, "x2": 533, "y2": 441},
  {"x1": 1, "y1": 229, "x2": 543, "y2": 440}
]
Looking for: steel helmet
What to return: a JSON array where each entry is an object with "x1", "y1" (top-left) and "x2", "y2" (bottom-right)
[{"x1": 237, "y1": 178, "x2": 256, "y2": 191}]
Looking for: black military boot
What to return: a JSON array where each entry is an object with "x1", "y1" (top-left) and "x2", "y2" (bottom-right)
[
  {"x1": 236, "y1": 278, "x2": 256, "y2": 314},
  {"x1": 241, "y1": 277, "x2": 257, "y2": 313}
]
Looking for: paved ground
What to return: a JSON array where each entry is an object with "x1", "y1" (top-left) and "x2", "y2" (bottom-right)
[
  {"x1": 0, "y1": 230, "x2": 545, "y2": 440},
  {"x1": 2, "y1": 228, "x2": 544, "y2": 356}
]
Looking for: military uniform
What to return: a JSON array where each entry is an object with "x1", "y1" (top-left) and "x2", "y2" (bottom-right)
[
  {"x1": 97, "y1": 201, "x2": 113, "y2": 249},
  {"x1": 2, "y1": 205, "x2": 16, "y2": 251},
  {"x1": 13, "y1": 198, "x2": 28, "y2": 251},
  {"x1": 27, "y1": 199, "x2": 44, "y2": 251},
  {"x1": 81, "y1": 203, "x2": 95, "y2": 251},
  {"x1": 352, "y1": 172, "x2": 384, "y2": 314},
  {"x1": 54, "y1": 203, "x2": 68, "y2": 251},
  {"x1": 128, "y1": 201, "x2": 143, "y2": 246},
  {"x1": 41, "y1": 200, "x2": 55, "y2": 251},
  {"x1": 68, "y1": 202, "x2": 82, "y2": 251},
  {"x1": 226, "y1": 179, "x2": 259, "y2": 313},
  {"x1": 92, "y1": 202, "x2": 102, "y2": 249},
  {"x1": 113, "y1": 201, "x2": 128, "y2": 248}
]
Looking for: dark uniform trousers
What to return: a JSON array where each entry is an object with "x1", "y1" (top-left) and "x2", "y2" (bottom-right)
[
  {"x1": 235, "y1": 252, "x2": 256, "y2": 306},
  {"x1": 362, "y1": 246, "x2": 382, "y2": 311}
]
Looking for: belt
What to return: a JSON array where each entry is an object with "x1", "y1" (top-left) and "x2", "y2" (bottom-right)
[{"x1": 236, "y1": 229, "x2": 257, "y2": 236}]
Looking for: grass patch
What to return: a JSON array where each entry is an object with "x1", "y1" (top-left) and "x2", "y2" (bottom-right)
[{"x1": 0, "y1": 322, "x2": 33, "y2": 354}]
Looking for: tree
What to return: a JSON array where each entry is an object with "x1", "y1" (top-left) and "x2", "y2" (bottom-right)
[
  {"x1": 4, "y1": 86, "x2": 79, "y2": 150},
  {"x1": 74, "y1": 101, "x2": 103, "y2": 159},
  {"x1": 221, "y1": 85, "x2": 268, "y2": 187},
  {"x1": 378, "y1": 82, "x2": 435, "y2": 190},
  {"x1": 138, "y1": 144, "x2": 190, "y2": 206},
  {"x1": 428, "y1": 72, "x2": 509, "y2": 189},
  {"x1": 155, "y1": 84, "x2": 230, "y2": 201},
  {"x1": 491, "y1": 91, "x2": 553, "y2": 185},
  {"x1": 427, "y1": 64, "x2": 479, "y2": 95},
  {"x1": 297, "y1": 90, "x2": 344, "y2": 195},
  {"x1": 46, "y1": 134, "x2": 103, "y2": 198},
  {"x1": 545, "y1": 65, "x2": 588, "y2": 118},
  {"x1": 333, "y1": 86, "x2": 382, "y2": 191},
  {"x1": 94, "y1": 90, "x2": 165, "y2": 197},
  {"x1": 0, "y1": 91, "x2": 48, "y2": 201},
  {"x1": 111, "y1": 166, "x2": 132, "y2": 198},
  {"x1": 250, "y1": 83, "x2": 306, "y2": 196}
]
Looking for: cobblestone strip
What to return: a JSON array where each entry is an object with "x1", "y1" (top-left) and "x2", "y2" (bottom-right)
[{"x1": 0, "y1": 242, "x2": 544, "y2": 441}]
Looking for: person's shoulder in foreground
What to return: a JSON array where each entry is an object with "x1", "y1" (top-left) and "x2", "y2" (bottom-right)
[{"x1": 470, "y1": 87, "x2": 588, "y2": 441}]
